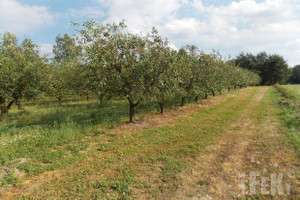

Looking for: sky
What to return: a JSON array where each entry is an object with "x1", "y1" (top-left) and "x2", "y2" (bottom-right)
[{"x1": 0, "y1": 0, "x2": 299, "y2": 66}]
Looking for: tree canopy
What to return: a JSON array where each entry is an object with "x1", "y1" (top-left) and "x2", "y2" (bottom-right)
[
  {"x1": 1, "y1": 21, "x2": 262, "y2": 122},
  {"x1": 288, "y1": 65, "x2": 300, "y2": 84},
  {"x1": 235, "y1": 52, "x2": 289, "y2": 85},
  {"x1": 0, "y1": 32, "x2": 43, "y2": 120}
]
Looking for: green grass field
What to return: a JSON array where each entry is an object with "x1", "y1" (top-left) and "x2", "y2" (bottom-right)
[
  {"x1": 0, "y1": 95, "x2": 198, "y2": 185},
  {"x1": 278, "y1": 84, "x2": 300, "y2": 97},
  {"x1": 275, "y1": 84, "x2": 300, "y2": 158},
  {"x1": 0, "y1": 87, "x2": 299, "y2": 199}
]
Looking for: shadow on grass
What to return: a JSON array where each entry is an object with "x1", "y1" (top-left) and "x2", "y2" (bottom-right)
[{"x1": 1, "y1": 96, "x2": 199, "y2": 135}]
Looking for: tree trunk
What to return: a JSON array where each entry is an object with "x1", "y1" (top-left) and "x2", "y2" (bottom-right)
[
  {"x1": 0, "y1": 100, "x2": 14, "y2": 122},
  {"x1": 58, "y1": 96, "x2": 62, "y2": 105},
  {"x1": 1, "y1": 104, "x2": 8, "y2": 122},
  {"x1": 129, "y1": 102, "x2": 134, "y2": 123},
  {"x1": 219, "y1": 90, "x2": 222, "y2": 95},
  {"x1": 86, "y1": 93, "x2": 90, "y2": 102},
  {"x1": 16, "y1": 98, "x2": 22, "y2": 110},
  {"x1": 7, "y1": 100, "x2": 14, "y2": 110},
  {"x1": 128, "y1": 99, "x2": 139, "y2": 123},
  {"x1": 181, "y1": 97, "x2": 186, "y2": 106},
  {"x1": 99, "y1": 95, "x2": 104, "y2": 107},
  {"x1": 212, "y1": 91, "x2": 215, "y2": 97},
  {"x1": 194, "y1": 95, "x2": 199, "y2": 102},
  {"x1": 204, "y1": 92, "x2": 208, "y2": 99},
  {"x1": 158, "y1": 97, "x2": 165, "y2": 114},
  {"x1": 228, "y1": 87, "x2": 231, "y2": 92}
]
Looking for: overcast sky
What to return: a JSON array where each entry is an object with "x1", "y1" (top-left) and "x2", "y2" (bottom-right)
[{"x1": 0, "y1": 0, "x2": 299, "y2": 66}]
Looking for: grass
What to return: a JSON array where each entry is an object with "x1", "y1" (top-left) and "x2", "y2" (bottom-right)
[
  {"x1": 0, "y1": 170, "x2": 18, "y2": 187},
  {"x1": 274, "y1": 84, "x2": 300, "y2": 158},
  {"x1": 2, "y1": 86, "x2": 298, "y2": 199},
  {"x1": 11, "y1": 87, "x2": 257, "y2": 199},
  {"x1": 0, "y1": 94, "x2": 207, "y2": 186}
]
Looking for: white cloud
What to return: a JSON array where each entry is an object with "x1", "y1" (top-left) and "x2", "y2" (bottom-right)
[
  {"x1": 192, "y1": 0, "x2": 206, "y2": 12},
  {"x1": 39, "y1": 43, "x2": 53, "y2": 57},
  {"x1": 170, "y1": 0, "x2": 300, "y2": 65},
  {"x1": 94, "y1": 0, "x2": 300, "y2": 65},
  {"x1": 100, "y1": 0, "x2": 182, "y2": 33},
  {"x1": 1, "y1": 0, "x2": 299, "y2": 66},
  {"x1": 197, "y1": 0, "x2": 300, "y2": 66},
  {"x1": 160, "y1": 18, "x2": 209, "y2": 44},
  {"x1": 189, "y1": 0, "x2": 300, "y2": 40},
  {"x1": 67, "y1": 7, "x2": 104, "y2": 19},
  {"x1": 0, "y1": 0, "x2": 54, "y2": 33}
]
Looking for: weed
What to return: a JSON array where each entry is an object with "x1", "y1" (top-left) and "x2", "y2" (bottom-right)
[
  {"x1": 1, "y1": 170, "x2": 18, "y2": 186},
  {"x1": 97, "y1": 143, "x2": 109, "y2": 152}
]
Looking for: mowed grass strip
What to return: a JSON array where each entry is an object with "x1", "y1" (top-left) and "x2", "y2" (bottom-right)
[{"x1": 12, "y1": 87, "x2": 261, "y2": 199}]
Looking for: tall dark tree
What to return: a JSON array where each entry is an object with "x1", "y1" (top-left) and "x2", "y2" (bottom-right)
[
  {"x1": 235, "y1": 52, "x2": 289, "y2": 85},
  {"x1": 235, "y1": 52, "x2": 258, "y2": 72},
  {"x1": 288, "y1": 65, "x2": 300, "y2": 84},
  {"x1": 265, "y1": 54, "x2": 289, "y2": 85}
]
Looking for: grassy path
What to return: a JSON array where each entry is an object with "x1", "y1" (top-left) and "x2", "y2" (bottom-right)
[
  {"x1": 165, "y1": 87, "x2": 299, "y2": 199},
  {"x1": 1, "y1": 87, "x2": 299, "y2": 199}
]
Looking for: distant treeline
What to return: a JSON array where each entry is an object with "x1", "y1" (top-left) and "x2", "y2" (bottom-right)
[{"x1": 234, "y1": 52, "x2": 299, "y2": 85}]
